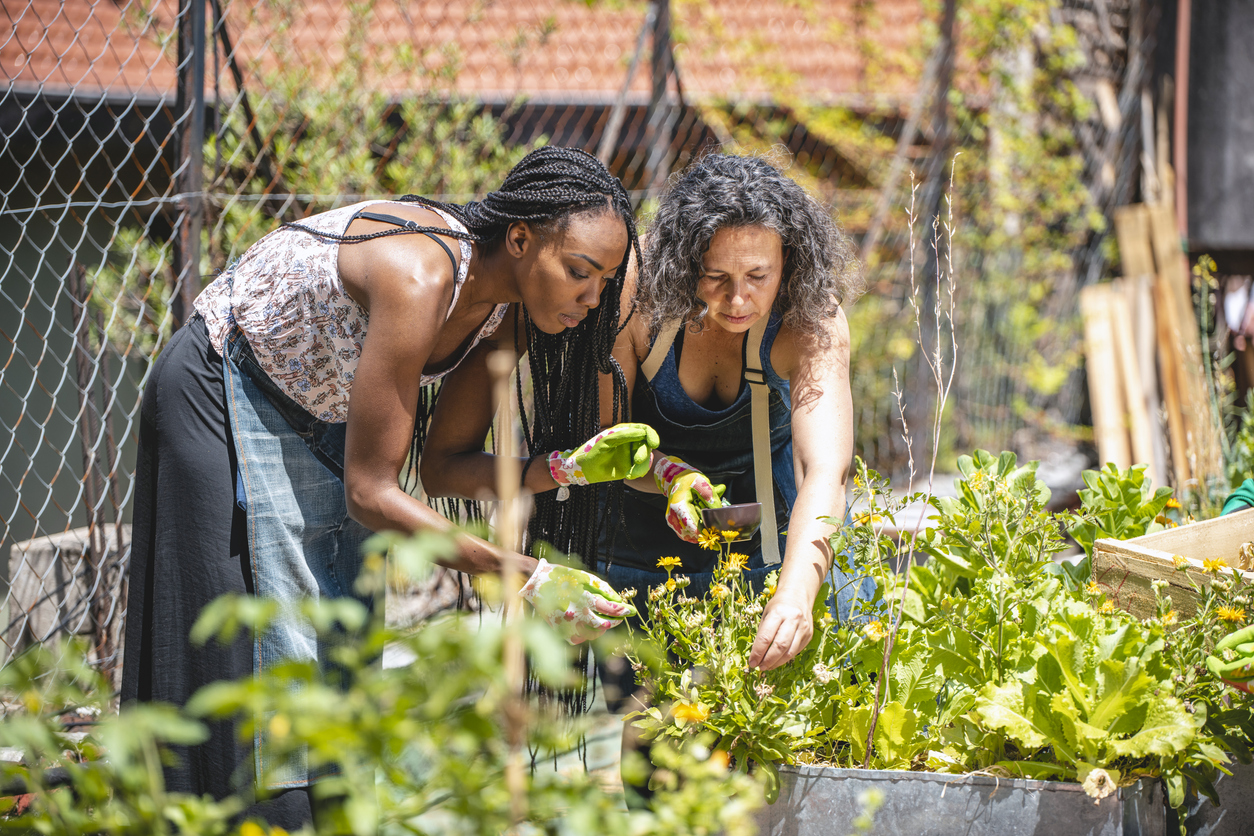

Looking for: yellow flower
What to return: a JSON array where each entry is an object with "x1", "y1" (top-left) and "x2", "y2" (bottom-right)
[
  {"x1": 1155, "y1": 514, "x2": 1178, "y2": 528},
  {"x1": 1161, "y1": 610, "x2": 1178, "y2": 626},
  {"x1": 853, "y1": 512, "x2": 883, "y2": 525},
  {"x1": 665, "y1": 578, "x2": 677, "y2": 592},
  {"x1": 239, "y1": 824, "x2": 267, "y2": 836},
  {"x1": 656, "y1": 556, "x2": 683, "y2": 571},
  {"x1": 1217, "y1": 605, "x2": 1246, "y2": 623},
  {"x1": 723, "y1": 552, "x2": 750, "y2": 573},
  {"x1": 863, "y1": 620, "x2": 887, "y2": 641},
  {"x1": 710, "y1": 583, "x2": 730, "y2": 600},
  {"x1": 673, "y1": 701, "x2": 711, "y2": 724},
  {"x1": 1099, "y1": 600, "x2": 1120, "y2": 614},
  {"x1": 721, "y1": 529, "x2": 739, "y2": 542},
  {"x1": 1172, "y1": 555, "x2": 1189, "y2": 570},
  {"x1": 1085, "y1": 581, "x2": 1101, "y2": 596},
  {"x1": 765, "y1": 582, "x2": 778, "y2": 597},
  {"x1": 1203, "y1": 557, "x2": 1227, "y2": 574},
  {"x1": 709, "y1": 749, "x2": 730, "y2": 770},
  {"x1": 1165, "y1": 497, "x2": 1182, "y2": 510},
  {"x1": 698, "y1": 527, "x2": 723, "y2": 551}
]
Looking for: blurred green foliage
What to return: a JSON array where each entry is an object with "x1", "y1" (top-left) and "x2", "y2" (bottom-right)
[{"x1": 0, "y1": 529, "x2": 763, "y2": 835}]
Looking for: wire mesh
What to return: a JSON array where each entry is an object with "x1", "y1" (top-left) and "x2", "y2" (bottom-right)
[{"x1": 1, "y1": 0, "x2": 1153, "y2": 672}]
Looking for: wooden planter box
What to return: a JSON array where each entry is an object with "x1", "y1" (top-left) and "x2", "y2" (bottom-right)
[
  {"x1": 756, "y1": 764, "x2": 1164, "y2": 835},
  {"x1": 1093, "y1": 508, "x2": 1254, "y2": 620}
]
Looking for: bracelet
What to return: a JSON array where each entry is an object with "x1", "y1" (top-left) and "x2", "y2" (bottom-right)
[{"x1": 519, "y1": 453, "x2": 539, "y2": 487}]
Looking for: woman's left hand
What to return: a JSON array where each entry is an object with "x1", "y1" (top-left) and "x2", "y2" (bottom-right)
[{"x1": 747, "y1": 589, "x2": 814, "y2": 671}]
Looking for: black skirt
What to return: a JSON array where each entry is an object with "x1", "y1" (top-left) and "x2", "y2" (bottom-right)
[{"x1": 121, "y1": 316, "x2": 312, "y2": 826}]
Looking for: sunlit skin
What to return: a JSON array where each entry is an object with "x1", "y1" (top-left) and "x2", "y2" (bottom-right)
[
  {"x1": 335, "y1": 204, "x2": 628, "y2": 577},
  {"x1": 608, "y1": 224, "x2": 856, "y2": 671},
  {"x1": 418, "y1": 209, "x2": 631, "y2": 501}
]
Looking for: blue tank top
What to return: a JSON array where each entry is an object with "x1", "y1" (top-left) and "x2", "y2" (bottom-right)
[{"x1": 597, "y1": 311, "x2": 796, "y2": 570}]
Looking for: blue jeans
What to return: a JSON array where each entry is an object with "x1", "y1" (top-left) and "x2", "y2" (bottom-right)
[{"x1": 223, "y1": 328, "x2": 372, "y2": 788}]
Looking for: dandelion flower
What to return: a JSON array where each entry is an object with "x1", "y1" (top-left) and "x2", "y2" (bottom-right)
[
  {"x1": 721, "y1": 529, "x2": 739, "y2": 542},
  {"x1": 1085, "y1": 581, "x2": 1101, "y2": 596},
  {"x1": 657, "y1": 556, "x2": 683, "y2": 571},
  {"x1": 1203, "y1": 557, "x2": 1227, "y2": 574},
  {"x1": 765, "y1": 582, "x2": 778, "y2": 597},
  {"x1": 1217, "y1": 605, "x2": 1246, "y2": 623},
  {"x1": 724, "y1": 552, "x2": 750, "y2": 573},
  {"x1": 1161, "y1": 610, "x2": 1178, "y2": 626},
  {"x1": 709, "y1": 750, "x2": 730, "y2": 770},
  {"x1": 673, "y1": 701, "x2": 711, "y2": 724},
  {"x1": 710, "y1": 583, "x2": 730, "y2": 600},
  {"x1": 698, "y1": 527, "x2": 723, "y2": 551},
  {"x1": 1099, "y1": 600, "x2": 1120, "y2": 614},
  {"x1": 853, "y1": 512, "x2": 883, "y2": 525},
  {"x1": 863, "y1": 620, "x2": 887, "y2": 641},
  {"x1": 665, "y1": 578, "x2": 677, "y2": 592},
  {"x1": 1165, "y1": 497, "x2": 1182, "y2": 510},
  {"x1": 1172, "y1": 554, "x2": 1189, "y2": 570}
]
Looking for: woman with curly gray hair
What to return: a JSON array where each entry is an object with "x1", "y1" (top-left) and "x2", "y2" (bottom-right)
[{"x1": 597, "y1": 154, "x2": 871, "y2": 708}]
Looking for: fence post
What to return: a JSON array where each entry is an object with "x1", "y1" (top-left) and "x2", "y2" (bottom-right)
[{"x1": 173, "y1": 0, "x2": 207, "y2": 327}]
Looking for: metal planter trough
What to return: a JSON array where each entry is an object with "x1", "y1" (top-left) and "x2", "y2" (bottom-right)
[
  {"x1": 1167, "y1": 760, "x2": 1254, "y2": 836},
  {"x1": 755, "y1": 764, "x2": 1164, "y2": 836}
]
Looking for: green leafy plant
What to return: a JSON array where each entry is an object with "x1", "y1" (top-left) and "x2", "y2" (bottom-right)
[
  {"x1": 0, "y1": 530, "x2": 764, "y2": 835},
  {"x1": 629, "y1": 449, "x2": 1242, "y2": 822}
]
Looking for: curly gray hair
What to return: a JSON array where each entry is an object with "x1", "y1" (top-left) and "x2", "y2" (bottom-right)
[{"x1": 639, "y1": 153, "x2": 861, "y2": 339}]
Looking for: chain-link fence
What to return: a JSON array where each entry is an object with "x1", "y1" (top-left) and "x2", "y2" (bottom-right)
[{"x1": 2, "y1": 0, "x2": 1158, "y2": 672}]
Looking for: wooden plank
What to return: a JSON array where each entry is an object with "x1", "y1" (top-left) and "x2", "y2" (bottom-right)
[
  {"x1": 1128, "y1": 275, "x2": 1168, "y2": 489},
  {"x1": 1093, "y1": 508, "x2": 1254, "y2": 621},
  {"x1": 1080, "y1": 285, "x2": 1131, "y2": 469},
  {"x1": 1150, "y1": 202, "x2": 1224, "y2": 488},
  {"x1": 1108, "y1": 279, "x2": 1156, "y2": 470},
  {"x1": 1130, "y1": 506, "x2": 1254, "y2": 559},
  {"x1": 1114, "y1": 204, "x2": 1154, "y2": 279},
  {"x1": 1153, "y1": 273, "x2": 1192, "y2": 487}
]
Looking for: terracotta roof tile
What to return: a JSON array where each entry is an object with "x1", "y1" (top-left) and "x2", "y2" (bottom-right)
[{"x1": 4, "y1": 0, "x2": 924, "y2": 104}]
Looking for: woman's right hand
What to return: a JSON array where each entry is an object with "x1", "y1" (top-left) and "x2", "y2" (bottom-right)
[
  {"x1": 653, "y1": 455, "x2": 727, "y2": 543},
  {"x1": 520, "y1": 559, "x2": 637, "y2": 645}
]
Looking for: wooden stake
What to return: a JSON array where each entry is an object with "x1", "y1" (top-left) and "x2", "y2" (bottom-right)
[{"x1": 488, "y1": 350, "x2": 526, "y2": 828}]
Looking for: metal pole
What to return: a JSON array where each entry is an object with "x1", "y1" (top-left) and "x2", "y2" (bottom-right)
[
  {"x1": 173, "y1": 0, "x2": 206, "y2": 327},
  {"x1": 643, "y1": 0, "x2": 673, "y2": 196}
]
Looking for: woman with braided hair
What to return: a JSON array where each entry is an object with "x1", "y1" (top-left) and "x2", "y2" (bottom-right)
[{"x1": 121, "y1": 146, "x2": 656, "y2": 825}]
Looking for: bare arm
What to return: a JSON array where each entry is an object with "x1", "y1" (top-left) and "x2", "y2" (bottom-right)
[
  {"x1": 748, "y1": 307, "x2": 854, "y2": 670},
  {"x1": 419, "y1": 311, "x2": 564, "y2": 500},
  {"x1": 340, "y1": 226, "x2": 536, "y2": 576}
]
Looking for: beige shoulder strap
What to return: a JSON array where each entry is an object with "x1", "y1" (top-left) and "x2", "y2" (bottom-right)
[
  {"x1": 744, "y1": 316, "x2": 781, "y2": 566},
  {"x1": 641, "y1": 319, "x2": 682, "y2": 382}
]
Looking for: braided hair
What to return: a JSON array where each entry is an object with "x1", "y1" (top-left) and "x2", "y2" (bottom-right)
[{"x1": 285, "y1": 145, "x2": 638, "y2": 572}]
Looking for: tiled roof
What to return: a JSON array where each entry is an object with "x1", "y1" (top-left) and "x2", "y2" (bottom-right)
[{"x1": 3, "y1": 0, "x2": 924, "y2": 105}]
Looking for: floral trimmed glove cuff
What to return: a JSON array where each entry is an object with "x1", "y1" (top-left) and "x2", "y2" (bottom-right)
[
  {"x1": 548, "y1": 423, "x2": 661, "y2": 497},
  {"x1": 520, "y1": 559, "x2": 638, "y2": 645},
  {"x1": 652, "y1": 455, "x2": 727, "y2": 544}
]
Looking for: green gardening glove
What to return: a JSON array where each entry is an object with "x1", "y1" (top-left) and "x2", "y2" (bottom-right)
[
  {"x1": 653, "y1": 455, "x2": 728, "y2": 543},
  {"x1": 547, "y1": 423, "x2": 660, "y2": 497},
  {"x1": 1206, "y1": 623, "x2": 1254, "y2": 694},
  {"x1": 520, "y1": 559, "x2": 639, "y2": 645}
]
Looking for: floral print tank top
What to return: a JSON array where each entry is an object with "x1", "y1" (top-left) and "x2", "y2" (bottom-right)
[{"x1": 194, "y1": 200, "x2": 508, "y2": 422}]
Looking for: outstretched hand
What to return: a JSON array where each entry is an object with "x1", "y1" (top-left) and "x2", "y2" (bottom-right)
[{"x1": 748, "y1": 588, "x2": 814, "y2": 671}]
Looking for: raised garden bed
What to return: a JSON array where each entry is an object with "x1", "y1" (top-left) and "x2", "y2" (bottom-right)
[
  {"x1": 1093, "y1": 508, "x2": 1254, "y2": 619},
  {"x1": 756, "y1": 764, "x2": 1164, "y2": 836}
]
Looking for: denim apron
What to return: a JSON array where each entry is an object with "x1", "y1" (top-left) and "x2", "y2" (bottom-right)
[{"x1": 222, "y1": 318, "x2": 372, "y2": 789}]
